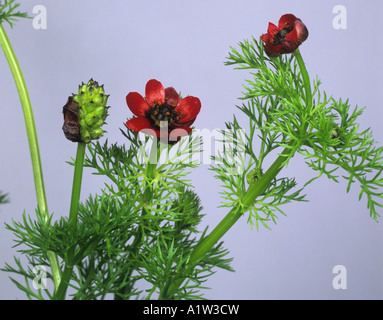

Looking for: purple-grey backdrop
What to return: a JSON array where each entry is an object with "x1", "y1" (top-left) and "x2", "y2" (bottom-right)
[{"x1": 1, "y1": 0, "x2": 382, "y2": 299}]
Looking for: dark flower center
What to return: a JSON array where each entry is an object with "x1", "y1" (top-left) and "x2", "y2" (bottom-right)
[
  {"x1": 150, "y1": 102, "x2": 180, "y2": 128},
  {"x1": 273, "y1": 25, "x2": 294, "y2": 45}
]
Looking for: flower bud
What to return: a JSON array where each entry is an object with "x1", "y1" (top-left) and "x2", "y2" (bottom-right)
[
  {"x1": 330, "y1": 128, "x2": 339, "y2": 139},
  {"x1": 62, "y1": 79, "x2": 109, "y2": 143}
]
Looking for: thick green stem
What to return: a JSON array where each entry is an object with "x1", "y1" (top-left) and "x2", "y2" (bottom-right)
[
  {"x1": 160, "y1": 49, "x2": 313, "y2": 300},
  {"x1": 0, "y1": 24, "x2": 61, "y2": 290},
  {"x1": 53, "y1": 142, "x2": 86, "y2": 300},
  {"x1": 53, "y1": 263, "x2": 74, "y2": 300},
  {"x1": 190, "y1": 146, "x2": 291, "y2": 261},
  {"x1": 159, "y1": 146, "x2": 291, "y2": 299}
]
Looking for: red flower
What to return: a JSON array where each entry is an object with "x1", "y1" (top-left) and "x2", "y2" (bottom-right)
[
  {"x1": 261, "y1": 14, "x2": 308, "y2": 57},
  {"x1": 126, "y1": 79, "x2": 201, "y2": 144}
]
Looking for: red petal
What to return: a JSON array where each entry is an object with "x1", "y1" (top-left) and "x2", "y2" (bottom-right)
[
  {"x1": 126, "y1": 117, "x2": 161, "y2": 138},
  {"x1": 165, "y1": 87, "x2": 180, "y2": 107},
  {"x1": 261, "y1": 33, "x2": 272, "y2": 43},
  {"x1": 278, "y1": 14, "x2": 297, "y2": 29},
  {"x1": 126, "y1": 92, "x2": 149, "y2": 117},
  {"x1": 174, "y1": 117, "x2": 196, "y2": 128},
  {"x1": 267, "y1": 22, "x2": 280, "y2": 35},
  {"x1": 279, "y1": 14, "x2": 308, "y2": 44},
  {"x1": 261, "y1": 32, "x2": 282, "y2": 57},
  {"x1": 176, "y1": 96, "x2": 201, "y2": 124},
  {"x1": 145, "y1": 79, "x2": 165, "y2": 106},
  {"x1": 126, "y1": 117, "x2": 153, "y2": 132},
  {"x1": 264, "y1": 44, "x2": 282, "y2": 57},
  {"x1": 294, "y1": 19, "x2": 309, "y2": 43},
  {"x1": 281, "y1": 40, "x2": 300, "y2": 54},
  {"x1": 284, "y1": 31, "x2": 299, "y2": 42}
]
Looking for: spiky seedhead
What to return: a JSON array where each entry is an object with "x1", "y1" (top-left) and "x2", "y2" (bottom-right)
[{"x1": 63, "y1": 79, "x2": 110, "y2": 143}]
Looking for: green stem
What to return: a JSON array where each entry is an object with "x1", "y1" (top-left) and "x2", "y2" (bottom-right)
[
  {"x1": 143, "y1": 139, "x2": 160, "y2": 202},
  {"x1": 192, "y1": 146, "x2": 292, "y2": 259},
  {"x1": 159, "y1": 146, "x2": 291, "y2": 299},
  {"x1": 53, "y1": 263, "x2": 73, "y2": 300},
  {"x1": 160, "y1": 49, "x2": 313, "y2": 300},
  {"x1": 68, "y1": 142, "x2": 86, "y2": 230},
  {"x1": 114, "y1": 139, "x2": 160, "y2": 300},
  {"x1": 294, "y1": 49, "x2": 312, "y2": 111},
  {"x1": 0, "y1": 24, "x2": 61, "y2": 291},
  {"x1": 53, "y1": 142, "x2": 86, "y2": 300}
]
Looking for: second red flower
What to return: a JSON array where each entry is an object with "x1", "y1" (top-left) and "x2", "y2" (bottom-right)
[{"x1": 261, "y1": 14, "x2": 308, "y2": 57}]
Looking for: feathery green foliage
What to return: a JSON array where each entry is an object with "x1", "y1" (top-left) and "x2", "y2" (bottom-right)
[
  {"x1": 0, "y1": 0, "x2": 29, "y2": 27},
  {"x1": 3, "y1": 128, "x2": 232, "y2": 299},
  {"x1": 0, "y1": 191, "x2": 9, "y2": 205},
  {"x1": 213, "y1": 37, "x2": 383, "y2": 228}
]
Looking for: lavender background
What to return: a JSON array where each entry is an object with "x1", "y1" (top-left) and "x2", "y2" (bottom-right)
[{"x1": 1, "y1": 0, "x2": 382, "y2": 299}]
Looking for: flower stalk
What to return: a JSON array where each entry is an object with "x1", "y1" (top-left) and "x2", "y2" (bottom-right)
[
  {"x1": 68, "y1": 142, "x2": 86, "y2": 231},
  {"x1": 53, "y1": 142, "x2": 86, "y2": 300},
  {"x1": 293, "y1": 49, "x2": 312, "y2": 110},
  {"x1": 54, "y1": 78, "x2": 109, "y2": 299},
  {"x1": 0, "y1": 23, "x2": 62, "y2": 291}
]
